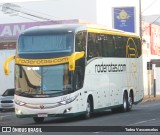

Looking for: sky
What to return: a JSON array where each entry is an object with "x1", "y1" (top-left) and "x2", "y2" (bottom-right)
[
  {"x1": 141, "y1": 0, "x2": 160, "y2": 16},
  {"x1": 0, "y1": 0, "x2": 159, "y2": 24},
  {"x1": 0, "y1": 0, "x2": 158, "y2": 15}
]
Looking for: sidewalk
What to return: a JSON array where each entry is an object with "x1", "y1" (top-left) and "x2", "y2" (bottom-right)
[{"x1": 141, "y1": 95, "x2": 160, "y2": 103}]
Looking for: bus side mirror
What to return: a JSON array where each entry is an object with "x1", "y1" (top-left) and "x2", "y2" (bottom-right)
[
  {"x1": 69, "y1": 51, "x2": 85, "y2": 71},
  {"x1": 4, "y1": 56, "x2": 15, "y2": 75}
]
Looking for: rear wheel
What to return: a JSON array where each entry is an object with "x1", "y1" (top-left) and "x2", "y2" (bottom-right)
[
  {"x1": 128, "y1": 95, "x2": 133, "y2": 111},
  {"x1": 33, "y1": 117, "x2": 44, "y2": 123}
]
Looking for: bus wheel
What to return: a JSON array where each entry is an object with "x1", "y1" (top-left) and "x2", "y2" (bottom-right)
[
  {"x1": 122, "y1": 92, "x2": 128, "y2": 112},
  {"x1": 33, "y1": 117, "x2": 44, "y2": 123},
  {"x1": 84, "y1": 98, "x2": 91, "y2": 119},
  {"x1": 128, "y1": 95, "x2": 133, "y2": 111}
]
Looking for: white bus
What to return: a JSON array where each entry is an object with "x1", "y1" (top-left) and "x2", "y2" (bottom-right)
[{"x1": 4, "y1": 24, "x2": 143, "y2": 123}]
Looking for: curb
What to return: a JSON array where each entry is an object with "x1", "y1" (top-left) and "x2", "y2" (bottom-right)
[{"x1": 141, "y1": 96, "x2": 160, "y2": 103}]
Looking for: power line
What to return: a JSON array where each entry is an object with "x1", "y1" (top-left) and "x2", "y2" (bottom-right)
[
  {"x1": 141, "y1": 0, "x2": 160, "y2": 32},
  {"x1": 1, "y1": 3, "x2": 62, "y2": 22},
  {"x1": 21, "y1": 6, "x2": 62, "y2": 20},
  {"x1": 18, "y1": 14, "x2": 42, "y2": 22},
  {"x1": 142, "y1": 0, "x2": 158, "y2": 14},
  {"x1": 4, "y1": 6, "x2": 53, "y2": 21}
]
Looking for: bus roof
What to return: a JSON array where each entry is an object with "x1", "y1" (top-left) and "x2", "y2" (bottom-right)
[
  {"x1": 20, "y1": 23, "x2": 140, "y2": 38},
  {"x1": 86, "y1": 24, "x2": 139, "y2": 37}
]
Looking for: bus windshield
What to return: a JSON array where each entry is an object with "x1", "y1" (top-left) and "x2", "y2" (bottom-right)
[
  {"x1": 18, "y1": 33, "x2": 74, "y2": 53},
  {"x1": 15, "y1": 64, "x2": 73, "y2": 97}
]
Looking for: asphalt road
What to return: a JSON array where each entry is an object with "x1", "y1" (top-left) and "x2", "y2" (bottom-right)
[{"x1": 0, "y1": 101, "x2": 160, "y2": 135}]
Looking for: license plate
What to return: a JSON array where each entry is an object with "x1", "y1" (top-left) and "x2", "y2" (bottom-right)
[
  {"x1": 37, "y1": 113, "x2": 48, "y2": 117},
  {"x1": 2, "y1": 104, "x2": 13, "y2": 107}
]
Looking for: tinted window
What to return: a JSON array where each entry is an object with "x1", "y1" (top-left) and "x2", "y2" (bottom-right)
[
  {"x1": 3, "y1": 89, "x2": 15, "y2": 96},
  {"x1": 87, "y1": 33, "x2": 102, "y2": 60},
  {"x1": 87, "y1": 33, "x2": 115, "y2": 59},
  {"x1": 18, "y1": 33, "x2": 74, "y2": 53},
  {"x1": 87, "y1": 32, "x2": 141, "y2": 59},
  {"x1": 101, "y1": 34, "x2": 115, "y2": 57},
  {"x1": 134, "y1": 38, "x2": 142, "y2": 57},
  {"x1": 114, "y1": 36, "x2": 126, "y2": 57},
  {"x1": 75, "y1": 31, "x2": 87, "y2": 52}
]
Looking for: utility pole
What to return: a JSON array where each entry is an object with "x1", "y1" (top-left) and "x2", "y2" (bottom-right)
[{"x1": 139, "y1": 0, "x2": 142, "y2": 38}]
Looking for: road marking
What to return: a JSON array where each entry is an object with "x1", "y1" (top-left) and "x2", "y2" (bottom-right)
[
  {"x1": 93, "y1": 132, "x2": 100, "y2": 134},
  {"x1": 127, "y1": 119, "x2": 156, "y2": 126}
]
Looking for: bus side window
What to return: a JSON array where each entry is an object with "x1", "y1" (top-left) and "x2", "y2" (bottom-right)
[
  {"x1": 87, "y1": 33, "x2": 98, "y2": 60},
  {"x1": 114, "y1": 36, "x2": 126, "y2": 57},
  {"x1": 75, "y1": 31, "x2": 87, "y2": 52},
  {"x1": 102, "y1": 34, "x2": 115, "y2": 57},
  {"x1": 134, "y1": 38, "x2": 142, "y2": 57},
  {"x1": 96, "y1": 34, "x2": 103, "y2": 57}
]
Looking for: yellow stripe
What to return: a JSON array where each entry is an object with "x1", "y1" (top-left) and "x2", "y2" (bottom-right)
[
  {"x1": 15, "y1": 52, "x2": 85, "y2": 71},
  {"x1": 130, "y1": 54, "x2": 136, "y2": 57},
  {"x1": 88, "y1": 28, "x2": 140, "y2": 38},
  {"x1": 4, "y1": 56, "x2": 15, "y2": 75}
]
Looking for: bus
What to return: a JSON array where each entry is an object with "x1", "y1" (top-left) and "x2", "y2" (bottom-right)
[{"x1": 4, "y1": 24, "x2": 143, "y2": 123}]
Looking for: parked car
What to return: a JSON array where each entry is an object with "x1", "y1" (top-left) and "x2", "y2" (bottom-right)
[{"x1": 0, "y1": 88, "x2": 15, "y2": 111}]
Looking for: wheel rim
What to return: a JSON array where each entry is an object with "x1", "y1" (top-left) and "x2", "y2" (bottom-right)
[
  {"x1": 86, "y1": 101, "x2": 91, "y2": 118},
  {"x1": 123, "y1": 95, "x2": 127, "y2": 110},
  {"x1": 123, "y1": 99, "x2": 127, "y2": 110},
  {"x1": 128, "y1": 97, "x2": 133, "y2": 109}
]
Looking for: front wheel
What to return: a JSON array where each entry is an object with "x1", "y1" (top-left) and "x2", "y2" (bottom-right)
[
  {"x1": 84, "y1": 98, "x2": 91, "y2": 119},
  {"x1": 33, "y1": 117, "x2": 44, "y2": 123}
]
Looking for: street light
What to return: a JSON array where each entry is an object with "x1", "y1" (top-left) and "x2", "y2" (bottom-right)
[
  {"x1": 2, "y1": 3, "x2": 21, "y2": 16},
  {"x1": 1, "y1": 3, "x2": 53, "y2": 21}
]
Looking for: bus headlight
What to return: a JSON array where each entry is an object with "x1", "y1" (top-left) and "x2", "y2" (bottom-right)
[
  {"x1": 15, "y1": 108, "x2": 23, "y2": 115},
  {"x1": 15, "y1": 100, "x2": 26, "y2": 106},
  {"x1": 59, "y1": 94, "x2": 79, "y2": 105}
]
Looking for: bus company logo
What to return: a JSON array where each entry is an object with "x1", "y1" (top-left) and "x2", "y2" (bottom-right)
[
  {"x1": 15, "y1": 57, "x2": 69, "y2": 66},
  {"x1": 126, "y1": 38, "x2": 138, "y2": 58},
  {"x1": 40, "y1": 105, "x2": 44, "y2": 109},
  {"x1": 95, "y1": 62, "x2": 126, "y2": 73}
]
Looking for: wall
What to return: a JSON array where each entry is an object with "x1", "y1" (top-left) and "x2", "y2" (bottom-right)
[
  {"x1": 0, "y1": 50, "x2": 15, "y2": 95},
  {"x1": 156, "y1": 68, "x2": 160, "y2": 95},
  {"x1": 142, "y1": 21, "x2": 160, "y2": 96}
]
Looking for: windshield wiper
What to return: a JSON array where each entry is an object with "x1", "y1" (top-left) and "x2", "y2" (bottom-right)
[
  {"x1": 46, "y1": 90, "x2": 62, "y2": 92},
  {"x1": 17, "y1": 91, "x2": 30, "y2": 96}
]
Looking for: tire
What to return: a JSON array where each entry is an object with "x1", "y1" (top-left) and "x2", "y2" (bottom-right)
[
  {"x1": 121, "y1": 92, "x2": 128, "y2": 112},
  {"x1": 84, "y1": 98, "x2": 92, "y2": 119},
  {"x1": 128, "y1": 95, "x2": 133, "y2": 111},
  {"x1": 33, "y1": 117, "x2": 44, "y2": 123}
]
